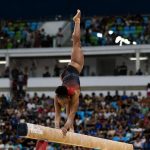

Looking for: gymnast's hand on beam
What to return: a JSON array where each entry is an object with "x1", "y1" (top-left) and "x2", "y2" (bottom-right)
[{"x1": 61, "y1": 127, "x2": 68, "y2": 136}]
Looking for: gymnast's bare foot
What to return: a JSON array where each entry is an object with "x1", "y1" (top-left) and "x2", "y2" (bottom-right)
[{"x1": 73, "y1": 9, "x2": 81, "y2": 23}]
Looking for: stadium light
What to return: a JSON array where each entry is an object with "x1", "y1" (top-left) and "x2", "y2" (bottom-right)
[
  {"x1": 133, "y1": 41, "x2": 137, "y2": 45},
  {"x1": 115, "y1": 36, "x2": 122, "y2": 43},
  {"x1": 97, "y1": 33, "x2": 103, "y2": 38},
  {"x1": 115, "y1": 36, "x2": 130, "y2": 46},
  {"x1": 0, "y1": 60, "x2": 6, "y2": 64},
  {"x1": 129, "y1": 57, "x2": 148, "y2": 61},
  {"x1": 124, "y1": 39, "x2": 130, "y2": 45},
  {"x1": 108, "y1": 30, "x2": 113, "y2": 35},
  {"x1": 59, "y1": 59, "x2": 71, "y2": 63}
]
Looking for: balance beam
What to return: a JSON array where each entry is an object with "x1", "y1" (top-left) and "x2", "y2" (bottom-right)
[{"x1": 17, "y1": 123, "x2": 133, "y2": 150}]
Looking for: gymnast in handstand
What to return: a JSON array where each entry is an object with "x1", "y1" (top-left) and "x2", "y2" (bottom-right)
[{"x1": 54, "y1": 9, "x2": 84, "y2": 136}]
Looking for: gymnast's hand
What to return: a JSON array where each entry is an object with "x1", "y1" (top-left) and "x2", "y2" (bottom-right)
[{"x1": 61, "y1": 127, "x2": 68, "y2": 136}]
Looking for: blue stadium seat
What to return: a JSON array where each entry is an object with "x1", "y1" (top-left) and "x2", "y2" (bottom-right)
[
  {"x1": 8, "y1": 31, "x2": 15, "y2": 38},
  {"x1": 85, "y1": 19, "x2": 92, "y2": 29},
  {"x1": 116, "y1": 17, "x2": 122, "y2": 25},
  {"x1": 130, "y1": 26, "x2": 136, "y2": 34},
  {"x1": 30, "y1": 22, "x2": 38, "y2": 31},
  {"x1": 143, "y1": 16, "x2": 149, "y2": 24},
  {"x1": 2, "y1": 27, "x2": 9, "y2": 33},
  {"x1": 77, "y1": 111, "x2": 85, "y2": 120},
  {"x1": 110, "y1": 26, "x2": 117, "y2": 33},
  {"x1": 124, "y1": 26, "x2": 130, "y2": 36}
]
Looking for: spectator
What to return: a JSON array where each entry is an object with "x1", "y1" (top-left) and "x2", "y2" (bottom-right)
[
  {"x1": 146, "y1": 83, "x2": 150, "y2": 97},
  {"x1": 119, "y1": 62, "x2": 128, "y2": 75},
  {"x1": 3, "y1": 66, "x2": 10, "y2": 78},
  {"x1": 27, "y1": 99, "x2": 36, "y2": 111},
  {"x1": 133, "y1": 137, "x2": 145, "y2": 149},
  {"x1": 56, "y1": 28, "x2": 63, "y2": 47},
  {"x1": 34, "y1": 30, "x2": 41, "y2": 47},
  {"x1": 53, "y1": 62, "x2": 61, "y2": 76},
  {"x1": 41, "y1": 35, "x2": 53, "y2": 47},
  {"x1": 105, "y1": 91, "x2": 113, "y2": 103},
  {"x1": 136, "y1": 68, "x2": 143, "y2": 75},
  {"x1": 113, "y1": 90, "x2": 121, "y2": 102},
  {"x1": 114, "y1": 66, "x2": 119, "y2": 76},
  {"x1": 17, "y1": 71, "x2": 25, "y2": 97},
  {"x1": 40, "y1": 28, "x2": 46, "y2": 39},
  {"x1": 0, "y1": 90, "x2": 150, "y2": 149},
  {"x1": 23, "y1": 66, "x2": 28, "y2": 91},
  {"x1": 121, "y1": 91, "x2": 128, "y2": 101},
  {"x1": 30, "y1": 62, "x2": 37, "y2": 77},
  {"x1": 143, "y1": 128, "x2": 150, "y2": 150},
  {"x1": 43, "y1": 66, "x2": 51, "y2": 77},
  {"x1": 25, "y1": 29, "x2": 33, "y2": 47},
  {"x1": 84, "y1": 28, "x2": 91, "y2": 46},
  {"x1": 0, "y1": 140, "x2": 4, "y2": 149},
  {"x1": 11, "y1": 66, "x2": 19, "y2": 80}
]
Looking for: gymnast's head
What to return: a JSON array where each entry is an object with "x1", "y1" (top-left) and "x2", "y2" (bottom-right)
[{"x1": 55, "y1": 86, "x2": 69, "y2": 106}]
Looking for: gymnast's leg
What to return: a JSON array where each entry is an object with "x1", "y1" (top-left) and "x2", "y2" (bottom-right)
[{"x1": 69, "y1": 9, "x2": 84, "y2": 74}]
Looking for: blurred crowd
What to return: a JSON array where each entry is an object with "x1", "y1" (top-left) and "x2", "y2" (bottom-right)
[
  {"x1": 0, "y1": 90, "x2": 150, "y2": 150},
  {"x1": 80, "y1": 15, "x2": 150, "y2": 46},
  {"x1": 0, "y1": 21, "x2": 53, "y2": 49},
  {"x1": 1, "y1": 14, "x2": 150, "y2": 49},
  {"x1": 0, "y1": 61, "x2": 63, "y2": 79}
]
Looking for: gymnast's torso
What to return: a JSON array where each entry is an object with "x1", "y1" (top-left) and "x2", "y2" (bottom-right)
[{"x1": 61, "y1": 65, "x2": 80, "y2": 96}]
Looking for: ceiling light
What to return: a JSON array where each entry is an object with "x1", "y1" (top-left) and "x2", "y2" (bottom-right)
[
  {"x1": 115, "y1": 36, "x2": 122, "y2": 43},
  {"x1": 0, "y1": 61, "x2": 6, "y2": 64},
  {"x1": 59, "y1": 59, "x2": 71, "y2": 63},
  {"x1": 129, "y1": 57, "x2": 148, "y2": 61},
  {"x1": 97, "y1": 33, "x2": 103, "y2": 38},
  {"x1": 133, "y1": 41, "x2": 137, "y2": 45},
  {"x1": 108, "y1": 30, "x2": 113, "y2": 35}
]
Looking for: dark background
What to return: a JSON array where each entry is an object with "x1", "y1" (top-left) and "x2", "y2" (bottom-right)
[{"x1": 0, "y1": 0, "x2": 150, "y2": 19}]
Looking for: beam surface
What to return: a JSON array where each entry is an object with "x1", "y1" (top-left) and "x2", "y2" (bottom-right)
[{"x1": 17, "y1": 123, "x2": 133, "y2": 150}]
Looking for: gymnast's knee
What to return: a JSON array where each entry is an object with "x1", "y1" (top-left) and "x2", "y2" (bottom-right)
[{"x1": 72, "y1": 33, "x2": 80, "y2": 43}]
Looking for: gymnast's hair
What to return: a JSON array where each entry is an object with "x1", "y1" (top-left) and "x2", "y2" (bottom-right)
[{"x1": 55, "y1": 86, "x2": 68, "y2": 99}]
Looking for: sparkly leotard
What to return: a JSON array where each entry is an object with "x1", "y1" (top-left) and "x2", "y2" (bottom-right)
[{"x1": 61, "y1": 65, "x2": 80, "y2": 96}]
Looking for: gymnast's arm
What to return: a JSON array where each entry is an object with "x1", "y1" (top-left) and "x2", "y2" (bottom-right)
[
  {"x1": 54, "y1": 96, "x2": 61, "y2": 129},
  {"x1": 64, "y1": 91, "x2": 79, "y2": 130}
]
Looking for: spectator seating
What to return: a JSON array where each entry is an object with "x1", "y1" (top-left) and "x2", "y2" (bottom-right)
[
  {"x1": 80, "y1": 15, "x2": 150, "y2": 46},
  {"x1": 0, "y1": 91, "x2": 150, "y2": 149}
]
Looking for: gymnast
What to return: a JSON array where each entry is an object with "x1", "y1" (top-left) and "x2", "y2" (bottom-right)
[
  {"x1": 54, "y1": 9, "x2": 84, "y2": 136},
  {"x1": 35, "y1": 9, "x2": 84, "y2": 149}
]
